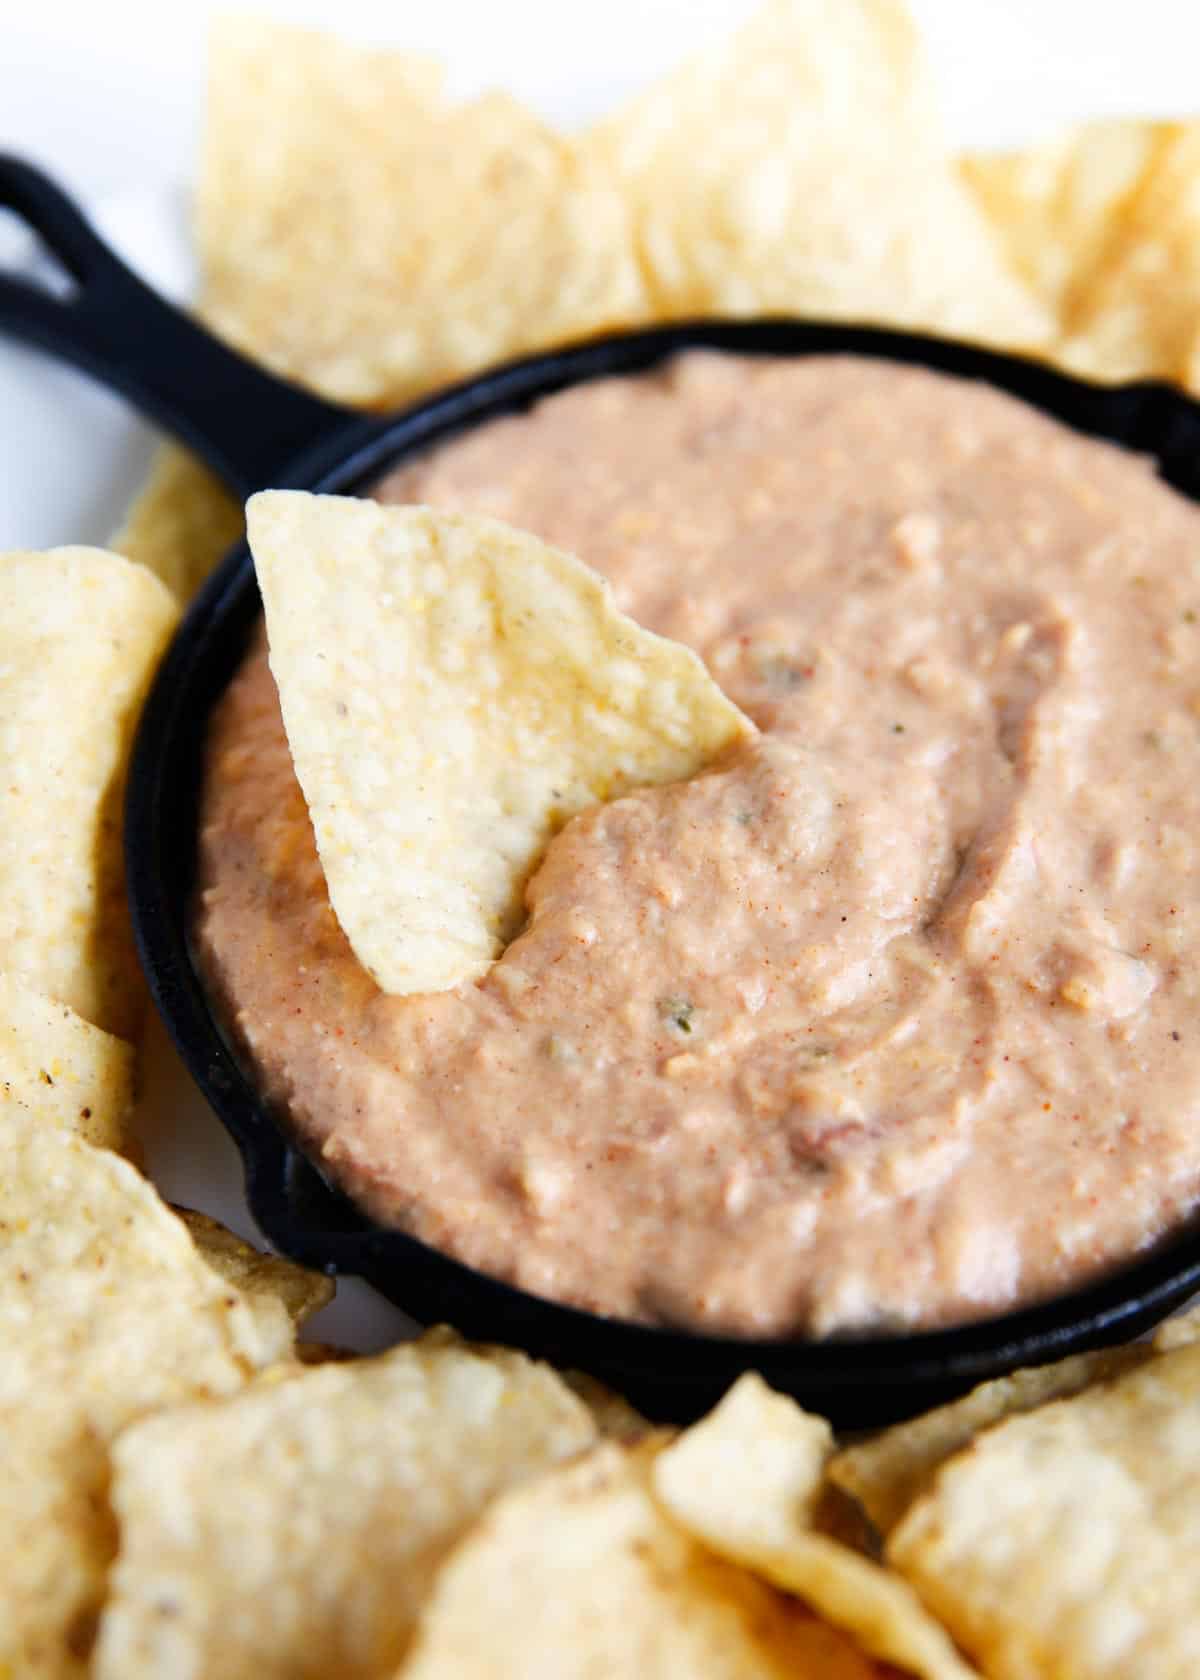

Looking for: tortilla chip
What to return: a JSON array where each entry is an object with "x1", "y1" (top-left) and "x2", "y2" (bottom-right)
[
  {"x1": 295, "y1": 1339, "x2": 356, "y2": 1365},
  {"x1": 889, "y1": 1344, "x2": 1200, "y2": 1678},
  {"x1": 587, "y1": 0, "x2": 1049, "y2": 348},
  {"x1": 657, "y1": 1373, "x2": 835, "y2": 1525},
  {"x1": 173, "y1": 1207, "x2": 335, "y2": 1348},
  {"x1": 199, "y1": 17, "x2": 648, "y2": 408},
  {"x1": 0, "y1": 546, "x2": 179, "y2": 1039},
  {"x1": 653, "y1": 1375, "x2": 979, "y2": 1680},
  {"x1": 0, "y1": 971, "x2": 135, "y2": 1153},
  {"x1": 828, "y1": 1343, "x2": 1149, "y2": 1536},
  {"x1": 111, "y1": 442, "x2": 244, "y2": 602},
  {"x1": 1153, "y1": 1300, "x2": 1200, "y2": 1351},
  {"x1": 92, "y1": 1333, "x2": 597, "y2": 1679},
  {"x1": 248, "y1": 493, "x2": 753, "y2": 994},
  {"x1": 561, "y1": 1369, "x2": 651, "y2": 1440},
  {"x1": 961, "y1": 120, "x2": 1170, "y2": 322},
  {"x1": 401, "y1": 1440, "x2": 898, "y2": 1680},
  {"x1": 0, "y1": 1114, "x2": 284, "y2": 1680},
  {"x1": 1054, "y1": 122, "x2": 1200, "y2": 385}
]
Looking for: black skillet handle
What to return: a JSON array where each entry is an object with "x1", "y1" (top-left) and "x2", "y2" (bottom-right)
[{"x1": 0, "y1": 154, "x2": 358, "y2": 499}]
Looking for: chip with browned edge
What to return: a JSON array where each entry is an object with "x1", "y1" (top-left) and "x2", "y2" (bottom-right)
[
  {"x1": 173, "y1": 1207, "x2": 335, "y2": 1348},
  {"x1": 93, "y1": 1332, "x2": 597, "y2": 1679},
  {"x1": 248, "y1": 493, "x2": 753, "y2": 995}
]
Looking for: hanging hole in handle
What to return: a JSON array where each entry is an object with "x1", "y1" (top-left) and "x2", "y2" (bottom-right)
[{"x1": 0, "y1": 204, "x2": 81, "y2": 302}]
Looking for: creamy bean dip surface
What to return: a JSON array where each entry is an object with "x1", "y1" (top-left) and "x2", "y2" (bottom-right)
[{"x1": 198, "y1": 353, "x2": 1200, "y2": 1338}]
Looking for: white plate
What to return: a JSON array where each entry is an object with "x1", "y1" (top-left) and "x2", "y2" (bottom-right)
[{"x1": 2, "y1": 0, "x2": 1199, "y2": 1352}]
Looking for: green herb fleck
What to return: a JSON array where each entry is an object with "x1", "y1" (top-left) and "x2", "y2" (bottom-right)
[
  {"x1": 892, "y1": 722, "x2": 905, "y2": 735},
  {"x1": 658, "y1": 997, "x2": 696, "y2": 1036}
]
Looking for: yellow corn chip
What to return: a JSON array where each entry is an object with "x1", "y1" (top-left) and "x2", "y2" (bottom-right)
[
  {"x1": 248, "y1": 493, "x2": 753, "y2": 994},
  {"x1": 1053, "y1": 122, "x2": 1200, "y2": 385},
  {"x1": 200, "y1": 17, "x2": 648, "y2": 408},
  {"x1": 401, "y1": 1440, "x2": 897, "y2": 1679},
  {"x1": 93, "y1": 1332, "x2": 597, "y2": 1679},
  {"x1": 1153, "y1": 1300, "x2": 1200, "y2": 1351},
  {"x1": 173, "y1": 1207, "x2": 335, "y2": 1348},
  {"x1": 889, "y1": 1344, "x2": 1200, "y2": 1679},
  {"x1": 0, "y1": 546, "x2": 179, "y2": 1039},
  {"x1": 0, "y1": 970, "x2": 135, "y2": 1153},
  {"x1": 828, "y1": 1343, "x2": 1148, "y2": 1536},
  {"x1": 111, "y1": 442, "x2": 244, "y2": 602},
  {"x1": 657, "y1": 1372, "x2": 835, "y2": 1524},
  {"x1": 961, "y1": 120, "x2": 1170, "y2": 323},
  {"x1": 561, "y1": 1369, "x2": 651, "y2": 1440},
  {"x1": 588, "y1": 0, "x2": 1049, "y2": 348},
  {"x1": 0, "y1": 1114, "x2": 285, "y2": 1680},
  {"x1": 653, "y1": 1375, "x2": 980, "y2": 1680},
  {"x1": 295, "y1": 1339, "x2": 356, "y2": 1365}
]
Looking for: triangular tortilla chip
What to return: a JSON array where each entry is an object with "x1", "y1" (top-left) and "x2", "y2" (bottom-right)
[{"x1": 248, "y1": 493, "x2": 753, "y2": 995}]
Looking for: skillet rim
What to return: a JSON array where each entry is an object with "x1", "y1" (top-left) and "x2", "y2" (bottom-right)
[{"x1": 126, "y1": 315, "x2": 1200, "y2": 1425}]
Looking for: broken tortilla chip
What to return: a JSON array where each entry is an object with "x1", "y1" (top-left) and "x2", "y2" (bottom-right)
[
  {"x1": 0, "y1": 971, "x2": 135, "y2": 1153},
  {"x1": 889, "y1": 1344, "x2": 1200, "y2": 1679},
  {"x1": 0, "y1": 547, "x2": 179, "y2": 1039},
  {"x1": 248, "y1": 493, "x2": 753, "y2": 995},
  {"x1": 401, "y1": 1439, "x2": 898, "y2": 1679},
  {"x1": 587, "y1": 0, "x2": 1049, "y2": 349},
  {"x1": 200, "y1": 16, "x2": 648, "y2": 408},
  {"x1": 653, "y1": 1375, "x2": 980, "y2": 1680},
  {"x1": 92, "y1": 1332, "x2": 597, "y2": 1680},
  {"x1": 0, "y1": 1114, "x2": 284, "y2": 1680}
]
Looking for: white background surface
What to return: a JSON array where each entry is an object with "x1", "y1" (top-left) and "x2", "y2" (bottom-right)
[{"x1": 1, "y1": 0, "x2": 1198, "y2": 1346}]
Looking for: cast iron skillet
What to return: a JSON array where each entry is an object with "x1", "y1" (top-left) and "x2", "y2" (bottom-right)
[{"x1": 5, "y1": 153, "x2": 1200, "y2": 1426}]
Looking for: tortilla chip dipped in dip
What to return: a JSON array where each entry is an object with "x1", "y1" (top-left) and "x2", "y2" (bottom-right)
[{"x1": 246, "y1": 492, "x2": 754, "y2": 995}]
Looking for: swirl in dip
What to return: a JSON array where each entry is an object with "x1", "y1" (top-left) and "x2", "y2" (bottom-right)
[{"x1": 197, "y1": 353, "x2": 1200, "y2": 1337}]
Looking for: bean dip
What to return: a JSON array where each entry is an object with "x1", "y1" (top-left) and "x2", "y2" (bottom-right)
[{"x1": 198, "y1": 353, "x2": 1200, "y2": 1337}]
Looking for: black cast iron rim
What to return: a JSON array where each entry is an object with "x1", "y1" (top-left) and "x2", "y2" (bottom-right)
[{"x1": 127, "y1": 317, "x2": 1200, "y2": 1426}]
